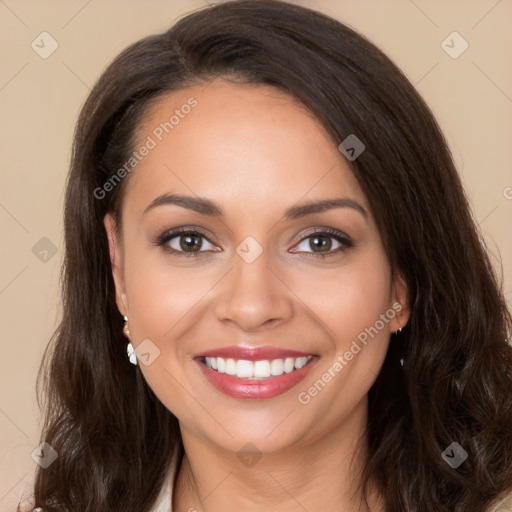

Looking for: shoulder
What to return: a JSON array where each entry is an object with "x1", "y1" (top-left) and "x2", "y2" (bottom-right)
[
  {"x1": 16, "y1": 451, "x2": 182, "y2": 512},
  {"x1": 16, "y1": 474, "x2": 38, "y2": 512},
  {"x1": 487, "y1": 489, "x2": 512, "y2": 512},
  {"x1": 16, "y1": 498, "x2": 39, "y2": 512},
  {"x1": 16, "y1": 492, "x2": 40, "y2": 512}
]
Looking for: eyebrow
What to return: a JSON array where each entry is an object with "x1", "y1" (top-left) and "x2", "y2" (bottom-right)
[{"x1": 143, "y1": 193, "x2": 368, "y2": 220}]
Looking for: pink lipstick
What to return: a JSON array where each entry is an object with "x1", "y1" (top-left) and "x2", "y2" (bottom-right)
[{"x1": 194, "y1": 346, "x2": 318, "y2": 400}]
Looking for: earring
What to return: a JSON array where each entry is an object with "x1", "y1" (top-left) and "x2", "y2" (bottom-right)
[
  {"x1": 122, "y1": 316, "x2": 137, "y2": 365},
  {"x1": 123, "y1": 315, "x2": 130, "y2": 339},
  {"x1": 396, "y1": 321, "x2": 404, "y2": 366},
  {"x1": 127, "y1": 342, "x2": 138, "y2": 365}
]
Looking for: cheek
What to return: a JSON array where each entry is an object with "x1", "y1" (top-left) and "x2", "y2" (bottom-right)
[
  {"x1": 122, "y1": 252, "x2": 203, "y2": 417},
  {"x1": 290, "y1": 259, "x2": 393, "y2": 348},
  {"x1": 291, "y1": 267, "x2": 392, "y2": 423},
  {"x1": 123, "y1": 246, "x2": 217, "y2": 343},
  {"x1": 289, "y1": 253, "x2": 394, "y2": 407}
]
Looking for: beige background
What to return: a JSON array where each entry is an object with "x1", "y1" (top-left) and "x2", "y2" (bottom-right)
[{"x1": 1, "y1": 0, "x2": 511, "y2": 508}]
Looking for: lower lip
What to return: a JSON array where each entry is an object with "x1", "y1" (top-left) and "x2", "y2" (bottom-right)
[{"x1": 196, "y1": 358, "x2": 318, "y2": 400}]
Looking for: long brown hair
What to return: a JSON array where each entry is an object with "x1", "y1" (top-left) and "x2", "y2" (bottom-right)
[{"x1": 28, "y1": 1, "x2": 512, "y2": 510}]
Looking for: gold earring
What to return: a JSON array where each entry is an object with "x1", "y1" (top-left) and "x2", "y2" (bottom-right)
[{"x1": 123, "y1": 315, "x2": 130, "y2": 339}]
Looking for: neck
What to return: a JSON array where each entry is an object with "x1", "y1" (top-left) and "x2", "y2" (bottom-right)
[{"x1": 173, "y1": 398, "x2": 385, "y2": 512}]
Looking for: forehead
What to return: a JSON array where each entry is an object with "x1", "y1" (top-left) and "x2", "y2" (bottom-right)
[{"x1": 123, "y1": 79, "x2": 368, "y2": 216}]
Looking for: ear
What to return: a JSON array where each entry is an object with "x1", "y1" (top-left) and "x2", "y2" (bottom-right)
[
  {"x1": 104, "y1": 213, "x2": 129, "y2": 317},
  {"x1": 389, "y1": 270, "x2": 410, "y2": 333}
]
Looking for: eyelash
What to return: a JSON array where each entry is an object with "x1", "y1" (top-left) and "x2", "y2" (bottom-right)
[{"x1": 156, "y1": 226, "x2": 353, "y2": 259}]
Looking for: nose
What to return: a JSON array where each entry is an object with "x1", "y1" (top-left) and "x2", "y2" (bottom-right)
[{"x1": 213, "y1": 248, "x2": 294, "y2": 332}]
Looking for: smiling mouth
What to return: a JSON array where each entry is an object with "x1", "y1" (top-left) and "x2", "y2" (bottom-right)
[{"x1": 202, "y1": 355, "x2": 314, "y2": 379}]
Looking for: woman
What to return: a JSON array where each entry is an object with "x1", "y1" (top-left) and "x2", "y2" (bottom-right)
[{"x1": 22, "y1": 0, "x2": 512, "y2": 510}]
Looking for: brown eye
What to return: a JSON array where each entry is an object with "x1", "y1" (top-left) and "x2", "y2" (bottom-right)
[
  {"x1": 291, "y1": 229, "x2": 352, "y2": 257},
  {"x1": 158, "y1": 229, "x2": 218, "y2": 256},
  {"x1": 177, "y1": 233, "x2": 204, "y2": 252},
  {"x1": 307, "y1": 234, "x2": 335, "y2": 252}
]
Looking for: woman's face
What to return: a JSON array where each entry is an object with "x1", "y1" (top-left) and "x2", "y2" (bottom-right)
[{"x1": 105, "y1": 79, "x2": 408, "y2": 455}]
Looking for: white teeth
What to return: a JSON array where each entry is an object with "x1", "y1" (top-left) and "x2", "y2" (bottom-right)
[
  {"x1": 217, "y1": 357, "x2": 226, "y2": 373},
  {"x1": 254, "y1": 360, "x2": 271, "y2": 378},
  {"x1": 295, "y1": 357, "x2": 308, "y2": 369},
  {"x1": 236, "y1": 360, "x2": 253, "y2": 378},
  {"x1": 225, "y1": 358, "x2": 237, "y2": 375},
  {"x1": 284, "y1": 357, "x2": 295, "y2": 373},
  {"x1": 270, "y1": 358, "x2": 284, "y2": 376},
  {"x1": 204, "y1": 355, "x2": 313, "y2": 379}
]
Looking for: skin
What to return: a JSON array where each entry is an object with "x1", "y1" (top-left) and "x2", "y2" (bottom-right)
[{"x1": 105, "y1": 79, "x2": 410, "y2": 511}]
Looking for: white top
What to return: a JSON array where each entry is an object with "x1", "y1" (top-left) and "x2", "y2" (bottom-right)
[{"x1": 150, "y1": 451, "x2": 179, "y2": 512}]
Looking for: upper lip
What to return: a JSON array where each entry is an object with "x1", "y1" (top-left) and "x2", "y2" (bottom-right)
[{"x1": 195, "y1": 345, "x2": 315, "y2": 361}]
